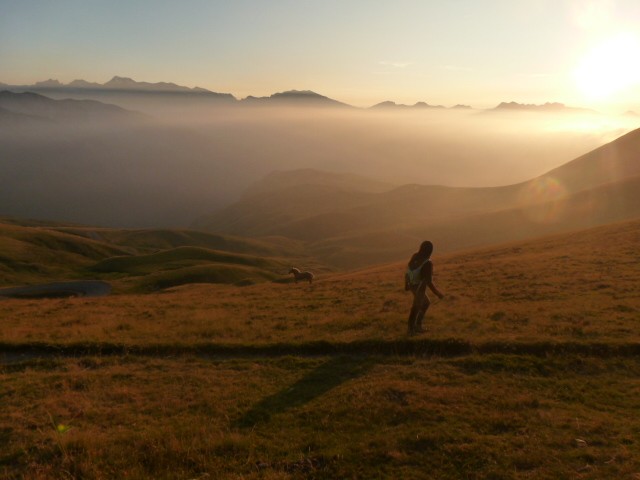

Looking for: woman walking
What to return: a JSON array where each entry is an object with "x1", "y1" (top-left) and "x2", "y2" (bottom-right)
[{"x1": 405, "y1": 240, "x2": 445, "y2": 335}]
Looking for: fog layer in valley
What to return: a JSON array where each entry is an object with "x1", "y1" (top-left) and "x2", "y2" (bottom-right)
[{"x1": 1, "y1": 95, "x2": 636, "y2": 228}]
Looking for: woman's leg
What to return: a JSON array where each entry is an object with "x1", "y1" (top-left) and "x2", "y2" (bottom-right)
[
  {"x1": 408, "y1": 290, "x2": 426, "y2": 334},
  {"x1": 415, "y1": 295, "x2": 431, "y2": 331}
]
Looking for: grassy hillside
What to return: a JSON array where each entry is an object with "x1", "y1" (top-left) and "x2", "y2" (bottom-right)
[
  {"x1": 311, "y1": 174, "x2": 640, "y2": 268},
  {"x1": 0, "y1": 221, "x2": 128, "y2": 286},
  {"x1": 92, "y1": 246, "x2": 287, "y2": 274},
  {"x1": 0, "y1": 220, "x2": 324, "y2": 292},
  {"x1": 4, "y1": 354, "x2": 640, "y2": 479},
  {"x1": 2, "y1": 217, "x2": 638, "y2": 346},
  {"x1": 91, "y1": 246, "x2": 294, "y2": 292},
  {"x1": 537, "y1": 126, "x2": 640, "y2": 193},
  {"x1": 55, "y1": 227, "x2": 304, "y2": 257},
  {"x1": 2, "y1": 219, "x2": 640, "y2": 479}
]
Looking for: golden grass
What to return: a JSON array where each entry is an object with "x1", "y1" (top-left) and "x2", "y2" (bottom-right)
[
  {"x1": 2, "y1": 355, "x2": 640, "y2": 479},
  {"x1": 1, "y1": 219, "x2": 638, "y2": 347},
  {"x1": 2, "y1": 219, "x2": 639, "y2": 479}
]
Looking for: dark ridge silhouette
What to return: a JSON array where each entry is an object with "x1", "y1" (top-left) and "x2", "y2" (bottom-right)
[
  {"x1": 5, "y1": 75, "x2": 629, "y2": 114},
  {"x1": 68, "y1": 79, "x2": 102, "y2": 88},
  {"x1": 0, "y1": 90, "x2": 140, "y2": 122},
  {"x1": 370, "y1": 101, "x2": 447, "y2": 109},
  {"x1": 370, "y1": 100, "x2": 399, "y2": 109},
  {"x1": 1, "y1": 77, "x2": 238, "y2": 107},
  {"x1": 241, "y1": 89, "x2": 350, "y2": 107},
  {"x1": 413, "y1": 101, "x2": 446, "y2": 109},
  {"x1": 490, "y1": 101, "x2": 597, "y2": 114},
  {"x1": 33, "y1": 79, "x2": 63, "y2": 87},
  {"x1": 103, "y1": 75, "x2": 203, "y2": 92},
  {"x1": 13, "y1": 76, "x2": 218, "y2": 94}
]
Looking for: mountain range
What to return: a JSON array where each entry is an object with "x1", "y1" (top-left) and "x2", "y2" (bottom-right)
[
  {"x1": 489, "y1": 101, "x2": 597, "y2": 115},
  {"x1": 0, "y1": 90, "x2": 140, "y2": 123},
  {"x1": 20, "y1": 76, "x2": 220, "y2": 94},
  {"x1": 0, "y1": 76, "x2": 604, "y2": 112}
]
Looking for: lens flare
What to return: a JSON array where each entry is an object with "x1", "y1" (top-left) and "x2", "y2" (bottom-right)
[{"x1": 519, "y1": 177, "x2": 568, "y2": 223}]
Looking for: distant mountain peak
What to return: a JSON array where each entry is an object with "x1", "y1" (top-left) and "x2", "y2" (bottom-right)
[
  {"x1": 371, "y1": 100, "x2": 448, "y2": 109},
  {"x1": 104, "y1": 75, "x2": 137, "y2": 86},
  {"x1": 488, "y1": 101, "x2": 599, "y2": 115},
  {"x1": 0, "y1": 90, "x2": 138, "y2": 122},
  {"x1": 271, "y1": 90, "x2": 320, "y2": 98},
  {"x1": 496, "y1": 101, "x2": 565, "y2": 110},
  {"x1": 414, "y1": 101, "x2": 445, "y2": 109},
  {"x1": 270, "y1": 90, "x2": 338, "y2": 102},
  {"x1": 100, "y1": 76, "x2": 215, "y2": 93},
  {"x1": 34, "y1": 79, "x2": 63, "y2": 87},
  {"x1": 68, "y1": 79, "x2": 102, "y2": 88},
  {"x1": 241, "y1": 89, "x2": 349, "y2": 107},
  {"x1": 20, "y1": 76, "x2": 216, "y2": 94},
  {"x1": 371, "y1": 101, "x2": 401, "y2": 109}
]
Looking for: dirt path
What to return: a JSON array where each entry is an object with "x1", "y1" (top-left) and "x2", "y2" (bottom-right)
[
  {"x1": 2, "y1": 338, "x2": 639, "y2": 365},
  {"x1": 0, "y1": 280, "x2": 111, "y2": 299}
]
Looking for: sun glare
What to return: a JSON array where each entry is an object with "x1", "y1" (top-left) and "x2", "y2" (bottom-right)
[{"x1": 574, "y1": 32, "x2": 640, "y2": 100}]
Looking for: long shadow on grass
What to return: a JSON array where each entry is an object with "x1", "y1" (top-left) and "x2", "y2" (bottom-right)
[{"x1": 234, "y1": 356, "x2": 374, "y2": 429}]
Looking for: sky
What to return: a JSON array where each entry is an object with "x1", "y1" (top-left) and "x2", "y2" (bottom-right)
[{"x1": 1, "y1": 0, "x2": 639, "y2": 110}]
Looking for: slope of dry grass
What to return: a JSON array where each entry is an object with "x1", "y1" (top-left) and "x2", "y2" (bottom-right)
[
  {"x1": 2, "y1": 219, "x2": 639, "y2": 479},
  {"x1": 1, "y1": 218, "x2": 638, "y2": 348},
  {"x1": 2, "y1": 354, "x2": 640, "y2": 479}
]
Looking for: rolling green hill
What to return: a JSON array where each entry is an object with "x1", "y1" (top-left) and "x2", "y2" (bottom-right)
[
  {"x1": 0, "y1": 220, "x2": 324, "y2": 292},
  {"x1": 91, "y1": 246, "x2": 293, "y2": 291},
  {"x1": 54, "y1": 226, "x2": 304, "y2": 257},
  {"x1": 0, "y1": 221, "x2": 129, "y2": 285}
]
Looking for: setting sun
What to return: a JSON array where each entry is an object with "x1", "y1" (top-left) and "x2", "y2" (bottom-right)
[{"x1": 574, "y1": 32, "x2": 640, "y2": 100}]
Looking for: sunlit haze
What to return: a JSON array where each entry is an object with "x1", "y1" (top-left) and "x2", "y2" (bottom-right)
[
  {"x1": 1, "y1": 0, "x2": 639, "y2": 111},
  {"x1": 1, "y1": 0, "x2": 639, "y2": 230}
]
